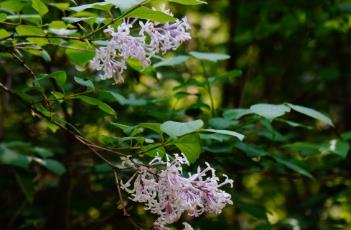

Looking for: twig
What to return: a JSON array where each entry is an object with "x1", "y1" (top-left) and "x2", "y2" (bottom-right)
[{"x1": 114, "y1": 169, "x2": 129, "y2": 216}]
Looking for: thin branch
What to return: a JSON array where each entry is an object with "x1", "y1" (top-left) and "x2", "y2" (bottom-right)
[{"x1": 114, "y1": 169, "x2": 129, "y2": 216}]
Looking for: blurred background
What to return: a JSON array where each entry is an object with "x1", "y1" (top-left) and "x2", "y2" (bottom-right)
[{"x1": 1, "y1": 0, "x2": 351, "y2": 229}]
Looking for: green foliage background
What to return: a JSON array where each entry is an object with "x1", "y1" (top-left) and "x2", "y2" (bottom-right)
[{"x1": 0, "y1": 0, "x2": 350, "y2": 229}]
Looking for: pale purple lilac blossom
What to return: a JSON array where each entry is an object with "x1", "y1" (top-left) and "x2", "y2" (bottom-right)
[
  {"x1": 90, "y1": 8, "x2": 191, "y2": 82},
  {"x1": 120, "y1": 154, "x2": 233, "y2": 230}
]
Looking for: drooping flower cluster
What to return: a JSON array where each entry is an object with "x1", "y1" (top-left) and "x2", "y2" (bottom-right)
[
  {"x1": 121, "y1": 154, "x2": 233, "y2": 230},
  {"x1": 90, "y1": 7, "x2": 191, "y2": 82}
]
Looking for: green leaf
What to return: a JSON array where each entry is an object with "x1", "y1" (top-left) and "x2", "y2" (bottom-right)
[
  {"x1": 70, "y1": 2, "x2": 112, "y2": 12},
  {"x1": 78, "y1": 95, "x2": 116, "y2": 115},
  {"x1": 153, "y1": 55, "x2": 189, "y2": 68},
  {"x1": 0, "y1": 0, "x2": 25, "y2": 13},
  {"x1": 49, "y1": 3, "x2": 70, "y2": 11},
  {"x1": 223, "y1": 108, "x2": 253, "y2": 120},
  {"x1": 126, "y1": 6, "x2": 176, "y2": 22},
  {"x1": 234, "y1": 142, "x2": 267, "y2": 157},
  {"x1": 169, "y1": 0, "x2": 207, "y2": 5},
  {"x1": 321, "y1": 139, "x2": 350, "y2": 158},
  {"x1": 287, "y1": 103, "x2": 334, "y2": 126},
  {"x1": 160, "y1": 120, "x2": 204, "y2": 138},
  {"x1": 141, "y1": 144, "x2": 166, "y2": 157},
  {"x1": 0, "y1": 13, "x2": 6, "y2": 22},
  {"x1": 341, "y1": 131, "x2": 351, "y2": 141},
  {"x1": 33, "y1": 158, "x2": 66, "y2": 176},
  {"x1": 273, "y1": 156, "x2": 313, "y2": 178},
  {"x1": 0, "y1": 145, "x2": 31, "y2": 169},
  {"x1": 16, "y1": 25, "x2": 48, "y2": 46},
  {"x1": 250, "y1": 104, "x2": 291, "y2": 121},
  {"x1": 65, "y1": 41, "x2": 95, "y2": 66},
  {"x1": 33, "y1": 147, "x2": 54, "y2": 158},
  {"x1": 32, "y1": 0, "x2": 48, "y2": 16},
  {"x1": 139, "y1": 123, "x2": 162, "y2": 134},
  {"x1": 106, "y1": 0, "x2": 144, "y2": 12},
  {"x1": 190, "y1": 51, "x2": 230, "y2": 62},
  {"x1": 74, "y1": 77, "x2": 95, "y2": 90},
  {"x1": 210, "y1": 69, "x2": 242, "y2": 83},
  {"x1": 202, "y1": 129, "x2": 244, "y2": 141},
  {"x1": 0, "y1": 29, "x2": 11, "y2": 40},
  {"x1": 49, "y1": 71, "x2": 66, "y2": 88},
  {"x1": 174, "y1": 134, "x2": 202, "y2": 163}
]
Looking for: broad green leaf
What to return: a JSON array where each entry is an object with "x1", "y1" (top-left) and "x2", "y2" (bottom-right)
[
  {"x1": 169, "y1": 0, "x2": 207, "y2": 5},
  {"x1": 51, "y1": 91, "x2": 65, "y2": 103},
  {"x1": 65, "y1": 41, "x2": 95, "y2": 66},
  {"x1": 49, "y1": 71, "x2": 66, "y2": 88},
  {"x1": 250, "y1": 104, "x2": 291, "y2": 120},
  {"x1": 153, "y1": 55, "x2": 189, "y2": 68},
  {"x1": 0, "y1": 13, "x2": 7, "y2": 22},
  {"x1": 223, "y1": 108, "x2": 253, "y2": 120},
  {"x1": 202, "y1": 129, "x2": 244, "y2": 141},
  {"x1": 74, "y1": 77, "x2": 95, "y2": 90},
  {"x1": 174, "y1": 134, "x2": 202, "y2": 163},
  {"x1": 160, "y1": 120, "x2": 204, "y2": 138},
  {"x1": 33, "y1": 147, "x2": 54, "y2": 158},
  {"x1": 321, "y1": 139, "x2": 350, "y2": 158},
  {"x1": 141, "y1": 144, "x2": 166, "y2": 157},
  {"x1": 33, "y1": 158, "x2": 66, "y2": 176},
  {"x1": 106, "y1": 0, "x2": 144, "y2": 12},
  {"x1": 78, "y1": 95, "x2": 116, "y2": 115},
  {"x1": 126, "y1": 6, "x2": 175, "y2": 22},
  {"x1": 32, "y1": 0, "x2": 48, "y2": 16},
  {"x1": 209, "y1": 69, "x2": 243, "y2": 83},
  {"x1": 190, "y1": 51, "x2": 230, "y2": 62},
  {"x1": 341, "y1": 131, "x2": 351, "y2": 141},
  {"x1": 0, "y1": 0, "x2": 25, "y2": 13},
  {"x1": 0, "y1": 29, "x2": 10, "y2": 40},
  {"x1": 0, "y1": 145, "x2": 31, "y2": 169},
  {"x1": 49, "y1": 3, "x2": 70, "y2": 11},
  {"x1": 287, "y1": 103, "x2": 334, "y2": 126},
  {"x1": 16, "y1": 25, "x2": 48, "y2": 46},
  {"x1": 70, "y1": 2, "x2": 112, "y2": 12},
  {"x1": 234, "y1": 142, "x2": 267, "y2": 157},
  {"x1": 273, "y1": 156, "x2": 313, "y2": 178},
  {"x1": 139, "y1": 123, "x2": 162, "y2": 134},
  {"x1": 208, "y1": 117, "x2": 232, "y2": 129}
]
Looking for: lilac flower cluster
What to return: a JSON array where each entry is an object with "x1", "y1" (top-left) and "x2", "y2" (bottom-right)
[
  {"x1": 121, "y1": 154, "x2": 233, "y2": 230},
  {"x1": 90, "y1": 7, "x2": 191, "y2": 82}
]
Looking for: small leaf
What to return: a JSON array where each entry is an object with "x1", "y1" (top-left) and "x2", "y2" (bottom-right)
[
  {"x1": 190, "y1": 51, "x2": 230, "y2": 62},
  {"x1": 321, "y1": 139, "x2": 350, "y2": 158},
  {"x1": 106, "y1": 0, "x2": 144, "y2": 12},
  {"x1": 160, "y1": 120, "x2": 204, "y2": 138},
  {"x1": 49, "y1": 3, "x2": 70, "y2": 11},
  {"x1": 70, "y1": 2, "x2": 112, "y2": 12},
  {"x1": 0, "y1": 145, "x2": 31, "y2": 169},
  {"x1": 250, "y1": 104, "x2": 291, "y2": 121},
  {"x1": 141, "y1": 144, "x2": 165, "y2": 157},
  {"x1": 287, "y1": 103, "x2": 334, "y2": 126},
  {"x1": 126, "y1": 6, "x2": 176, "y2": 23},
  {"x1": 0, "y1": 29, "x2": 11, "y2": 40},
  {"x1": 15, "y1": 173, "x2": 35, "y2": 203},
  {"x1": 49, "y1": 71, "x2": 66, "y2": 88},
  {"x1": 16, "y1": 25, "x2": 48, "y2": 46},
  {"x1": 65, "y1": 41, "x2": 95, "y2": 66},
  {"x1": 0, "y1": 13, "x2": 7, "y2": 22},
  {"x1": 153, "y1": 55, "x2": 189, "y2": 68},
  {"x1": 33, "y1": 158, "x2": 66, "y2": 176},
  {"x1": 174, "y1": 134, "x2": 202, "y2": 163},
  {"x1": 139, "y1": 123, "x2": 162, "y2": 134},
  {"x1": 234, "y1": 142, "x2": 267, "y2": 157},
  {"x1": 78, "y1": 95, "x2": 116, "y2": 115},
  {"x1": 202, "y1": 129, "x2": 244, "y2": 141},
  {"x1": 169, "y1": 0, "x2": 207, "y2": 5},
  {"x1": 32, "y1": 0, "x2": 48, "y2": 16},
  {"x1": 273, "y1": 156, "x2": 313, "y2": 178},
  {"x1": 74, "y1": 77, "x2": 95, "y2": 90}
]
